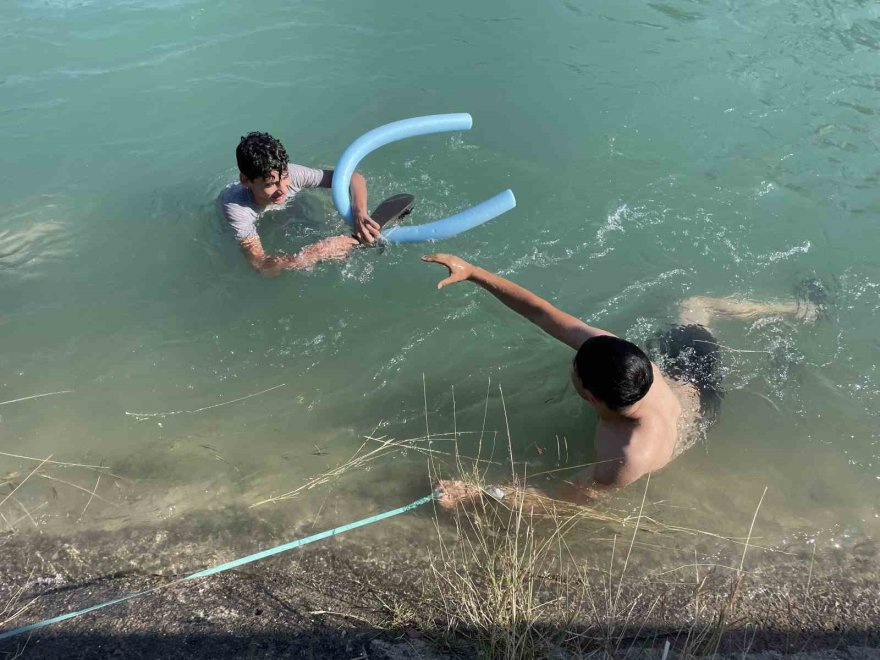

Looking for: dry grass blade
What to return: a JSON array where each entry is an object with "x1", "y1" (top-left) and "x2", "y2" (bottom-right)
[
  {"x1": 478, "y1": 377, "x2": 494, "y2": 480},
  {"x1": 125, "y1": 383, "x2": 285, "y2": 420},
  {"x1": 0, "y1": 509, "x2": 15, "y2": 532},
  {"x1": 612, "y1": 474, "x2": 651, "y2": 617},
  {"x1": 6, "y1": 502, "x2": 48, "y2": 529},
  {"x1": 423, "y1": 373, "x2": 431, "y2": 449},
  {"x1": 38, "y1": 473, "x2": 117, "y2": 506},
  {"x1": 804, "y1": 538, "x2": 817, "y2": 605},
  {"x1": 498, "y1": 384, "x2": 516, "y2": 481},
  {"x1": 251, "y1": 434, "x2": 432, "y2": 507},
  {"x1": 13, "y1": 498, "x2": 39, "y2": 530},
  {"x1": 1, "y1": 569, "x2": 38, "y2": 628},
  {"x1": 698, "y1": 486, "x2": 769, "y2": 657},
  {"x1": 641, "y1": 517, "x2": 793, "y2": 556},
  {"x1": 307, "y1": 610, "x2": 382, "y2": 627},
  {"x1": 528, "y1": 458, "x2": 621, "y2": 480},
  {"x1": 78, "y1": 471, "x2": 103, "y2": 521},
  {"x1": 0, "y1": 452, "x2": 111, "y2": 472},
  {"x1": 0, "y1": 391, "x2": 72, "y2": 407},
  {"x1": 738, "y1": 486, "x2": 768, "y2": 574}
]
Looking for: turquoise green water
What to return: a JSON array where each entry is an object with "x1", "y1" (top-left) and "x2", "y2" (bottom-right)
[{"x1": 1, "y1": 0, "x2": 878, "y2": 551}]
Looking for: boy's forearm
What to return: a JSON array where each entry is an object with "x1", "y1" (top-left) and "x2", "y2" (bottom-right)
[
  {"x1": 464, "y1": 263, "x2": 608, "y2": 350},
  {"x1": 469, "y1": 267, "x2": 556, "y2": 325},
  {"x1": 248, "y1": 252, "x2": 313, "y2": 276},
  {"x1": 479, "y1": 483, "x2": 554, "y2": 513},
  {"x1": 245, "y1": 244, "x2": 337, "y2": 276},
  {"x1": 484, "y1": 481, "x2": 605, "y2": 512},
  {"x1": 349, "y1": 172, "x2": 369, "y2": 215}
]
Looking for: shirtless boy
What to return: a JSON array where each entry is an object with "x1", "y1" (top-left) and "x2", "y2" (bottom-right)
[
  {"x1": 220, "y1": 132, "x2": 380, "y2": 275},
  {"x1": 422, "y1": 254, "x2": 821, "y2": 508}
]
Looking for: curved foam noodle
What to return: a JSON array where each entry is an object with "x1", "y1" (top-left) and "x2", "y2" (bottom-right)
[{"x1": 331, "y1": 113, "x2": 516, "y2": 243}]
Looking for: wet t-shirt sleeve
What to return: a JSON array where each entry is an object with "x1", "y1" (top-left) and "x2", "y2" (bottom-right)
[
  {"x1": 221, "y1": 186, "x2": 260, "y2": 242},
  {"x1": 287, "y1": 163, "x2": 325, "y2": 190}
]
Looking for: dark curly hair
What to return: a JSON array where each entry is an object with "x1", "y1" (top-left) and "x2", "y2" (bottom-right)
[{"x1": 236, "y1": 132, "x2": 289, "y2": 181}]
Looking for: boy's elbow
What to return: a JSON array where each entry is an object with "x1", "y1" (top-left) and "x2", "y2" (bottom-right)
[
  {"x1": 250, "y1": 260, "x2": 273, "y2": 276},
  {"x1": 248, "y1": 255, "x2": 285, "y2": 277}
]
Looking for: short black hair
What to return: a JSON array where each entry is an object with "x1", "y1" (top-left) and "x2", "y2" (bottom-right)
[
  {"x1": 236, "y1": 132, "x2": 289, "y2": 181},
  {"x1": 574, "y1": 335, "x2": 654, "y2": 409}
]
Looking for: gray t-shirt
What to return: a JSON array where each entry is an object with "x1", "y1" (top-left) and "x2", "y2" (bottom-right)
[{"x1": 220, "y1": 163, "x2": 325, "y2": 241}]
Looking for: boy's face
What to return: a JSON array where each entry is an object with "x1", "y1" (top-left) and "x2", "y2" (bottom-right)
[{"x1": 241, "y1": 169, "x2": 291, "y2": 207}]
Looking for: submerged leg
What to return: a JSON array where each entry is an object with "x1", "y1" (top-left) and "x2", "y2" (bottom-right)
[{"x1": 677, "y1": 295, "x2": 818, "y2": 328}]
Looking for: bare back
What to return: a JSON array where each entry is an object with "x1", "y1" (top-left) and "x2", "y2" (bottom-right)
[{"x1": 592, "y1": 364, "x2": 701, "y2": 486}]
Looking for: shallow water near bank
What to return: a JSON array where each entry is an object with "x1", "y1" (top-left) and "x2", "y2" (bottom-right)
[{"x1": 1, "y1": 0, "x2": 878, "y2": 578}]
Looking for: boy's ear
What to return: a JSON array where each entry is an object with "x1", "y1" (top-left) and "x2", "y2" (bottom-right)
[{"x1": 239, "y1": 173, "x2": 249, "y2": 186}]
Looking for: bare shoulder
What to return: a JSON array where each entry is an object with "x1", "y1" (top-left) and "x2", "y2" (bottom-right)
[
  {"x1": 593, "y1": 422, "x2": 652, "y2": 487},
  {"x1": 627, "y1": 374, "x2": 686, "y2": 470}
]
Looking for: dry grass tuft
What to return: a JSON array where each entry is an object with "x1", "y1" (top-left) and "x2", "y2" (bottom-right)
[
  {"x1": 426, "y1": 476, "x2": 588, "y2": 657},
  {"x1": 405, "y1": 384, "x2": 780, "y2": 659},
  {"x1": 0, "y1": 570, "x2": 37, "y2": 630},
  {"x1": 418, "y1": 463, "x2": 778, "y2": 659},
  {"x1": 0, "y1": 452, "x2": 124, "y2": 536}
]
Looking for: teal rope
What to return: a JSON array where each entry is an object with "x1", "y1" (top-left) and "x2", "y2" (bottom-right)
[{"x1": 0, "y1": 494, "x2": 435, "y2": 642}]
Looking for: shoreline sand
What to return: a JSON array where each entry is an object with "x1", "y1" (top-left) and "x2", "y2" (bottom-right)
[{"x1": 1, "y1": 503, "x2": 877, "y2": 659}]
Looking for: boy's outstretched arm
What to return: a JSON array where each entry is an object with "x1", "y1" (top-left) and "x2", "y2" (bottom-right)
[
  {"x1": 422, "y1": 253, "x2": 614, "y2": 350},
  {"x1": 241, "y1": 233, "x2": 358, "y2": 276}
]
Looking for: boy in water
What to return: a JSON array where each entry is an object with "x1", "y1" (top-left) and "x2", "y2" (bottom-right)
[
  {"x1": 220, "y1": 132, "x2": 381, "y2": 275},
  {"x1": 422, "y1": 254, "x2": 822, "y2": 509}
]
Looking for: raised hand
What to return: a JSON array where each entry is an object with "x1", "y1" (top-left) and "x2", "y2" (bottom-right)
[{"x1": 421, "y1": 253, "x2": 476, "y2": 289}]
